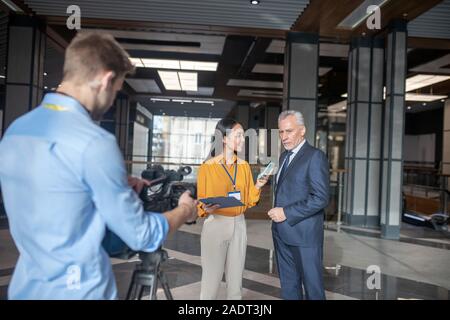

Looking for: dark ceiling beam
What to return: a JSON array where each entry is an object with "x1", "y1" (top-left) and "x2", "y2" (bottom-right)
[
  {"x1": 408, "y1": 37, "x2": 450, "y2": 50},
  {"x1": 413, "y1": 79, "x2": 450, "y2": 96},
  {"x1": 42, "y1": 15, "x2": 287, "y2": 39},
  {"x1": 291, "y1": 0, "x2": 445, "y2": 41},
  {"x1": 45, "y1": 25, "x2": 68, "y2": 52},
  {"x1": 134, "y1": 91, "x2": 281, "y2": 104},
  {"x1": 120, "y1": 81, "x2": 135, "y2": 97}
]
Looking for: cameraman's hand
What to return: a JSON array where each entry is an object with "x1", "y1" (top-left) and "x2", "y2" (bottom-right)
[
  {"x1": 178, "y1": 190, "x2": 198, "y2": 222},
  {"x1": 164, "y1": 191, "x2": 198, "y2": 233},
  {"x1": 128, "y1": 176, "x2": 150, "y2": 194}
]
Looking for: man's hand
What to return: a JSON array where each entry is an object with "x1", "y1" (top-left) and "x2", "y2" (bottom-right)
[
  {"x1": 127, "y1": 176, "x2": 150, "y2": 194},
  {"x1": 178, "y1": 190, "x2": 198, "y2": 222},
  {"x1": 268, "y1": 207, "x2": 287, "y2": 223}
]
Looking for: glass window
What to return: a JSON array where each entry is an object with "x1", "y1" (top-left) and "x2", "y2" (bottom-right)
[{"x1": 151, "y1": 116, "x2": 221, "y2": 181}]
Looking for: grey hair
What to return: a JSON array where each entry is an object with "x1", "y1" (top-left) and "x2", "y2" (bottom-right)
[{"x1": 278, "y1": 110, "x2": 305, "y2": 126}]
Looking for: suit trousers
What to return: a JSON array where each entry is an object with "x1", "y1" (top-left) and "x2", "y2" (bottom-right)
[
  {"x1": 200, "y1": 214, "x2": 247, "y2": 300},
  {"x1": 273, "y1": 230, "x2": 326, "y2": 300}
]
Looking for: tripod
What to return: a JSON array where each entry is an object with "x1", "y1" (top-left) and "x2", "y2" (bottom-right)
[{"x1": 126, "y1": 248, "x2": 173, "y2": 300}]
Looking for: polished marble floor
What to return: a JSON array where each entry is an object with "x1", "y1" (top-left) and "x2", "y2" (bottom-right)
[{"x1": 1, "y1": 216, "x2": 449, "y2": 300}]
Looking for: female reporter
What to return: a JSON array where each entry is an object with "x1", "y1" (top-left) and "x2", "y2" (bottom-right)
[{"x1": 196, "y1": 118, "x2": 268, "y2": 300}]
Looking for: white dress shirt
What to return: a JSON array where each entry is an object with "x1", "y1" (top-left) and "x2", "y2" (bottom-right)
[{"x1": 276, "y1": 139, "x2": 306, "y2": 184}]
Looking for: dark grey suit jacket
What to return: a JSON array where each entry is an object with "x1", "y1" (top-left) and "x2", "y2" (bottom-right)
[{"x1": 273, "y1": 141, "x2": 330, "y2": 246}]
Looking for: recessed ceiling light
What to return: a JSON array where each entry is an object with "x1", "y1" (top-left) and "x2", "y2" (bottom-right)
[
  {"x1": 150, "y1": 98, "x2": 170, "y2": 102},
  {"x1": 250, "y1": 0, "x2": 260, "y2": 5},
  {"x1": 129, "y1": 58, "x2": 144, "y2": 68},
  {"x1": 158, "y1": 71, "x2": 181, "y2": 90},
  {"x1": 172, "y1": 99, "x2": 192, "y2": 104},
  {"x1": 158, "y1": 70, "x2": 197, "y2": 92},
  {"x1": 132, "y1": 58, "x2": 217, "y2": 71},
  {"x1": 407, "y1": 106, "x2": 411, "y2": 110},
  {"x1": 442, "y1": 99, "x2": 446, "y2": 102},
  {"x1": 178, "y1": 72, "x2": 198, "y2": 91},
  {"x1": 43, "y1": 72, "x2": 48, "y2": 76},
  {"x1": 405, "y1": 93, "x2": 448, "y2": 102},
  {"x1": 406, "y1": 74, "x2": 450, "y2": 92},
  {"x1": 194, "y1": 100, "x2": 214, "y2": 105},
  {"x1": 180, "y1": 61, "x2": 218, "y2": 71},
  {"x1": 142, "y1": 59, "x2": 180, "y2": 69},
  {"x1": 422, "y1": 103, "x2": 427, "y2": 106}
]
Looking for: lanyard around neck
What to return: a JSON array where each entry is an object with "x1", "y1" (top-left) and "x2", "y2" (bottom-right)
[
  {"x1": 51, "y1": 92, "x2": 92, "y2": 117},
  {"x1": 220, "y1": 161, "x2": 238, "y2": 190}
]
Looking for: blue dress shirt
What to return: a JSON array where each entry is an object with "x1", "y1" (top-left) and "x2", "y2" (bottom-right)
[{"x1": 0, "y1": 93, "x2": 168, "y2": 299}]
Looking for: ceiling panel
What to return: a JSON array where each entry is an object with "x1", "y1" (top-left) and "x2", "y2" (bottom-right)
[
  {"x1": 252, "y1": 63, "x2": 284, "y2": 74},
  {"x1": 267, "y1": 40, "x2": 349, "y2": 57},
  {"x1": 237, "y1": 89, "x2": 283, "y2": 98},
  {"x1": 141, "y1": 97, "x2": 235, "y2": 118},
  {"x1": 266, "y1": 39, "x2": 285, "y2": 54},
  {"x1": 25, "y1": 0, "x2": 310, "y2": 30},
  {"x1": 227, "y1": 79, "x2": 283, "y2": 89},
  {"x1": 410, "y1": 53, "x2": 450, "y2": 75},
  {"x1": 125, "y1": 78, "x2": 161, "y2": 93},
  {"x1": 84, "y1": 29, "x2": 226, "y2": 55},
  {"x1": 186, "y1": 87, "x2": 215, "y2": 96},
  {"x1": 252, "y1": 63, "x2": 332, "y2": 76},
  {"x1": 408, "y1": 0, "x2": 450, "y2": 40}
]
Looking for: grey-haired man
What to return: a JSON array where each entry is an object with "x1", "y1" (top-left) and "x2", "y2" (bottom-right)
[{"x1": 268, "y1": 110, "x2": 330, "y2": 300}]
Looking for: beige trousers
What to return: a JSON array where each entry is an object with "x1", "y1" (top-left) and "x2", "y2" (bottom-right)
[{"x1": 200, "y1": 214, "x2": 247, "y2": 300}]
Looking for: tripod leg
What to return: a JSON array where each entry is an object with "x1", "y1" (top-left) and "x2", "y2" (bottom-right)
[
  {"x1": 126, "y1": 285, "x2": 135, "y2": 300},
  {"x1": 149, "y1": 275, "x2": 158, "y2": 300},
  {"x1": 126, "y1": 272, "x2": 137, "y2": 300},
  {"x1": 137, "y1": 285, "x2": 145, "y2": 300},
  {"x1": 159, "y1": 271, "x2": 173, "y2": 300}
]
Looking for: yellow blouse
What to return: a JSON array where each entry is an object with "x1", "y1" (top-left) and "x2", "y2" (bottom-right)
[{"x1": 196, "y1": 155, "x2": 261, "y2": 217}]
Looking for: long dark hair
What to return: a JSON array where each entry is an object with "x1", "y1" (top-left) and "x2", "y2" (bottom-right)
[
  {"x1": 208, "y1": 118, "x2": 241, "y2": 158},
  {"x1": 215, "y1": 118, "x2": 239, "y2": 137}
]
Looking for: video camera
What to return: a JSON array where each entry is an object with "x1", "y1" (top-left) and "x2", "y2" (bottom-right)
[
  {"x1": 139, "y1": 165, "x2": 197, "y2": 213},
  {"x1": 102, "y1": 165, "x2": 197, "y2": 259}
]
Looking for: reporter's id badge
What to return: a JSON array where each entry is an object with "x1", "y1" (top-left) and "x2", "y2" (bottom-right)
[{"x1": 228, "y1": 191, "x2": 241, "y2": 201}]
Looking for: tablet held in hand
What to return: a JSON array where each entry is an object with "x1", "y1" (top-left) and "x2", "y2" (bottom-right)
[{"x1": 199, "y1": 196, "x2": 244, "y2": 208}]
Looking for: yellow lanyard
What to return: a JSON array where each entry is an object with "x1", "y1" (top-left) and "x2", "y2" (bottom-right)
[{"x1": 43, "y1": 103, "x2": 68, "y2": 111}]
